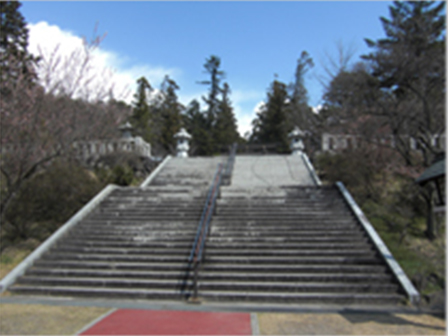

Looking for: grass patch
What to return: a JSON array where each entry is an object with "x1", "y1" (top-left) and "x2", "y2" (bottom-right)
[
  {"x1": 0, "y1": 304, "x2": 111, "y2": 335},
  {"x1": 0, "y1": 240, "x2": 39, "y2": 280},
  {"x1": 362, "y1": 202, "x2": 445, "y2": 296}
]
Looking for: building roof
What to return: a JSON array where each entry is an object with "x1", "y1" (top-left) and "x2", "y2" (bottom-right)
[{"x1": 416, "y1": 158, "x2": 445, "y2": 184}]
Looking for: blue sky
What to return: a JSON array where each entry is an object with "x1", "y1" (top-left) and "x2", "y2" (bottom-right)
[{"x1": 21, "y1": 1, "x2": 393, "y2": 136}]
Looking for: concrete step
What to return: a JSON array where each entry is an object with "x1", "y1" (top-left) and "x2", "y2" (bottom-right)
[
  {"x1": 65, "y1": 235, "x2": 195, "y2": 243},
  {"x1": 202, "y1": 256, "x2": 381, "y2": 265},
  {"x1": 207, "y1": 236, "x2": 368, "y2": 243},
  {"x1": 207, "y1": 230, "x2": 366, "y2": 238},
  {"x1": 201, "y1": 249, "x2": 375, "y2": 257},
  {"x1": 52, "y1": 246, "x2": 192, "y2": 256},
  {"x1": 42, "y1": 253, "x2": 190, "y2": 263},
  {"x1": 199, "y1": 291, "x2": 403, "y2": 305},
  {"x1": 61, "y1": 241, "x2": 193, "y2": 249},
  {"x1": 16, "y1": 276, "x2": 188, "y2": 290},
  {"x1": 26, "y1": 268, "x2": 392, "y2": 280},
  {"x1": 34, "y1": 260, "x2": 190, "y2": 271},
  {"x1": 15, "y1": 277, "x2": 399, "y2": 294},
  {"x1": 209, "y1": 225, "x2": 360, "y2": 232},
  {"x1": 71, "y1": 229, "x2": 196, "y2": 236},
  {"x1": 9, "y1": 286, "x2": 188, "y2": 300}
]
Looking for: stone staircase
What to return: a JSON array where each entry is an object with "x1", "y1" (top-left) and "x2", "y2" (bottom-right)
[
  {"x1": 7, "y1": 155, "x2": 411, "y2": 306},
  {"x1": 196, "y1": 186, "x2": 405, "y2": 305},
  {"x1": 8, "y1": 157, "x2": 223, "y2": 299}
]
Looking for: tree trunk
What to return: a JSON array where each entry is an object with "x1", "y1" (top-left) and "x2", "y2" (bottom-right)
[{"x1": 425, "y1": 187, "x2": 436, "y2": 240}]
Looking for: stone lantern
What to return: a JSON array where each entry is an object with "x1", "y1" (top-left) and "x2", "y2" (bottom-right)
[
  {"x1": 288, "y1": 126, "x2": 305, "y2": 155},
  {"x1": 174, "y1": 128, "x2": 191, "y2": 158},
  {"x1": 119, "y1": 122, "x2": 133, "y2": 139}
]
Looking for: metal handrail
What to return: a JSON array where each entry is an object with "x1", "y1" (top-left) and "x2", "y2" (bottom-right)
[
  {"x1": 188, "y1": 164, "x2": 223, "y2": 262},
  {"x1": 196, "y1": 169, "x2": 223, "y2": 261},
  {"x1": 186, "y1": 163, "x2": 224, "y2": 301},
  {"x1": 222, "y1": 143, "x2": 237, "y2": 185}
]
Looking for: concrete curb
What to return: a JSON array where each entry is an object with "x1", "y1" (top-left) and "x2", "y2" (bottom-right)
[
  {"x1": 250, "y1": 313, "x2": 260, "y2": 335},
  {"x1": 301, "y1": 153, "x2": 322, "y2": 186},
  {"x1": 335, "y1": 181, "x2": 420, "y2": 305},
  {"x1": 0, "y1": 184, "x2": 119, "y2": 293},
  {"x1": 140, "y1": 155, "x2": 172, "y2": 187}
]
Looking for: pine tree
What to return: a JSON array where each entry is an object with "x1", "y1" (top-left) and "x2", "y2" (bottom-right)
[
  {"x1": 130, "y1": 76, "x2": 152, "y2": 143},
  {"x1": 214, "y1": 83, "x2": 240, "y2": 150},
  {"x1": 287, "y1": 51, "x2": 314, "y2": 131},
  {"x1": 0, "y1": 1, "x2": 39, "y2": 90},
  {"x1": 251, "y1": 79, "x2": 291, "y2": 152},
  {"x1": 159, "y1": 76, "x2": 183, "y2": 153},
  {"x1": 183, "y1": 99, "x2": 214, "y2": 156},
  {"x1": 198, "y1": 55, "x2": 225, "y2": 128},
  {"x1": 362, "y1": 1, "x2": 445, "y2": 166}
]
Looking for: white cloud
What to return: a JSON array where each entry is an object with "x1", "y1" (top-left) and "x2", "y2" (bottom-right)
[
  {"x1": 27, "y1": 21, "x2": 179, "y2": 103},
  {"x1": 312, "y1": 104, "x2": 323, "y2": 114}
]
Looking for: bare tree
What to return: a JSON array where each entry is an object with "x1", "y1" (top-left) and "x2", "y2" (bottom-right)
[{"x1": 0, "y1": 37, "x2": 130, "y2": 227}]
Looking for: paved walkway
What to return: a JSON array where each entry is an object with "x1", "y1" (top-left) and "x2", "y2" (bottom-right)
[
  {"x1": 1, "y1": 298, "x2": 445, "y2": 335},
  {"x1": 230, "y1": 155, "x2": 315, "y2": 188},
  {"x1": 78, "y1": 309, "x2": 253, "y2": 335}
]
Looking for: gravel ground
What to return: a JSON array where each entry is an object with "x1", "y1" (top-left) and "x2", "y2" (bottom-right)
[
  {"x1": 258, "y1": 312, "x2": 446, "y2": 335},
  {"x1": 0, "y1": 304, "x2": 111, "y2": 335}
]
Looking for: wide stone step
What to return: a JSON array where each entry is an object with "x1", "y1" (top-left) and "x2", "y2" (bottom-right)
[
  {"x1": 199, "y1": 291, "x2": 404, "y2": 305},
  {"x1": 16, "y1": 276, "x2": 187, "y2": 290},
  {"x1": 32, "y1": 260, "x2": 386, "y2": 273},
  {"x1": 87, "y1": 215, "x2": 201, "y2": 221},
  {"x1": 26, "y1": 268, "x2": 392, "y2": 280},
  {"x1": 9, "y1": 286, "x2": 187, "y2": 299},
  {"x1": 42, "y1": 253, "x2": 190, "y2": 263},
  {"x1": 202, "y1": 249, "x2": 375, "y2": 257},
  {"x1": 34, "y1": 260, "x2": 190, "y2": 271},
  {"x1": 211, "y1": 217, "x2": 355, "y2": 223},
  {"x1": 71, "y1": 229, "x2": 196, "y2": 236},
  {"x1": 27, "y1": 268, "x2": 188, "y2": 279},
  {"x1": 62, "y1": 241, "x2": 193, "y2": 249},
  {"x1": 207, "y1": 236, "x2": 367, "y2": 243},
  {"x1": 15, "y1": 277, "x2": 399, "y2": 294},
  {"x1": 205, "y1": 242, "x2": 370, "y2": 250},
  {"x1": 196, "y1": 281, "x2": 398, "y2": 293},
  {"x1": 80, "y1": 219, "x2": 199, "y2": 225},
  {"x1": 203, "y1": 256, "x2": 381, "y2": 265},
  {"x1": 66, "y1": 235, "x2": 195, "y2": 243},
  {"x1": 95, "y1": 210, "x2": 204, "y2": 215},
  {"x1": 76, "y1": 223, "x2": 199, "y2": 230},
  {"x1": 52, "y1": 246, "x2": 192, "y2": 256},
  {"x1": 209, "y1": 225, "x2": 360, "y2": 232},
  {"x1": 208, "y1": 230, "x2": 365, "y2": 238}
]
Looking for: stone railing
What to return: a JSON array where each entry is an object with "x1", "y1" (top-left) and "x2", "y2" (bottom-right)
[{"x1": 73, "y1": 136, "x2": 151, "y2": 162}]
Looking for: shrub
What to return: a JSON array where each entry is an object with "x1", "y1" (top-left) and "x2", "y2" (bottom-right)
[{"x1": 3, "y1": 160, "x2": 103, "y2": 243}]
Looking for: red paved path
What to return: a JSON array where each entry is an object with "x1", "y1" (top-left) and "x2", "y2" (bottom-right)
[{"x1": 80, "y1": 309, "x2": 252, "y2": 335}]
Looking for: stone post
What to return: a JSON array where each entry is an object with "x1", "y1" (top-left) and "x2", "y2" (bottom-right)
[{"x1": 174, "y1": 128, "x2": 192, "y2": 158}]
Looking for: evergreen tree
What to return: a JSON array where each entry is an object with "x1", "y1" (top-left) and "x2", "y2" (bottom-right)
[
  {"x1": 362, "y1": 1, "x2": 445, "y2": 166},
  {"x1": 159, "y1": 76, "x2": 183, "y2": 153},
  {"x1": 214, "y1": 82, "x2": 240, "y2": 150},
  {"x1": 198, "y1": 55, "x2": 225, "y2": 128},
  {"x1": 183, "y1": 99, "x2": 214, "y2": 156},
  {"x1": 251, "y1": 79, "x2": 291, "y2": 152},
  {"x1": 0, "y1": 1, "x2": 39, "y2": 90},
  {"x1": 287, "y1": 51, "x2": 314, "y2": 130},
  {"x1": 130, "y1": 76, "x2": 152, "y2": 143}
]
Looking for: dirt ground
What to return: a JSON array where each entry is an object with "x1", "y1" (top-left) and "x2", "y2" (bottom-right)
[
  {"x1": 0, "y1": 303, "x2": 111, "y2": 335},
  {"x1": 258, "y1": 312, "x2": 446, "y2": 335}
]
